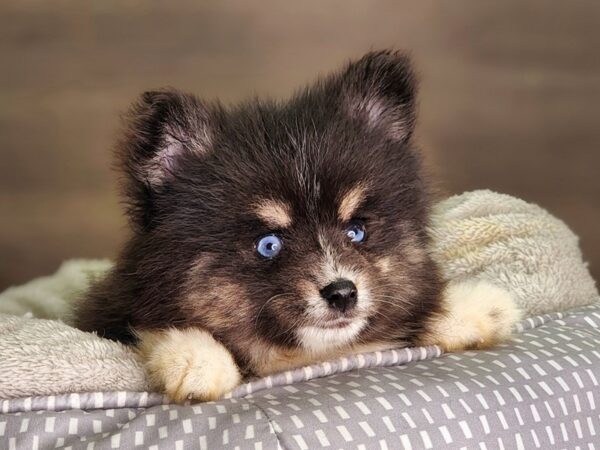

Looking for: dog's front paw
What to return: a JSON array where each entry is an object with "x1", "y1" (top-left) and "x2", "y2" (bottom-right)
[
  {"x1": 421, "y1": 280, "x2": 522, "y2": 352},
  {"x1": 137, "y1": 328, "x2": 242, "y2": 403}
]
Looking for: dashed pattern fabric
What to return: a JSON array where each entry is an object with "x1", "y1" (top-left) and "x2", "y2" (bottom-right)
[{"x1": 1, "y1": 303, "x2": 599, "y2": 449}]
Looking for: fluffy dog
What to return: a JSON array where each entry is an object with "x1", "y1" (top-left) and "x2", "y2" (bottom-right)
[{"x1": 75, "y1": 50, "x2": 520, "y2": 402}]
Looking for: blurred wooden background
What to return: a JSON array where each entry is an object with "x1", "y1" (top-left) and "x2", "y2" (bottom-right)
[{"x1": 1, "y1": 0, "x2": 599, "y2": 289}]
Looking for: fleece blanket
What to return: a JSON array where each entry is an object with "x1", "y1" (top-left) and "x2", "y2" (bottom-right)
[{"x1": 0, "y1": 190, "x2": 597, "y2": 399}]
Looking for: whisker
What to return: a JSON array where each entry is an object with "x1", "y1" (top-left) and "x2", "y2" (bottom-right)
[
  {"x1": 272, "y1": 315, "x2": 308, "y2": 339},
  {"x1": 254, "y1": 292, "x2": 295, "y2": 331},
  {"x1": 369, "y1": 297, "x2": 411, "y2": 314}
]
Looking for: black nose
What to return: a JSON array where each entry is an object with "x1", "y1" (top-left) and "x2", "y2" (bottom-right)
[{"x1": 320, "y1": 279, "x2": 358, "y2": 312}]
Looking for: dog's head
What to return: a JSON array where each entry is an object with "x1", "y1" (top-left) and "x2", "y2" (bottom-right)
[{"x1": 118, "y1": 51, "x2": 441, "y2": 357}]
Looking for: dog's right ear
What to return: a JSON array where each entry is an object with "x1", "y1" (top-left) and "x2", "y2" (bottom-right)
[{"x1": 117, "y1": 90, "x2": 214, "y2": 230}]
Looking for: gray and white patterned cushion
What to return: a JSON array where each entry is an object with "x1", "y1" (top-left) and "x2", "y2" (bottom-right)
[{"x1": 1, "y1": 303, "x2": 599, "y2": 449}]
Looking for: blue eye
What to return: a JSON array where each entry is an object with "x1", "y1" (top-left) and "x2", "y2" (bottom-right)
[
  {"x1": 346, "y1": 221, "x2": 366, "y2": 243},
  {"x1": 256, "y1": 234, "x2": 283, "y2": 259}
]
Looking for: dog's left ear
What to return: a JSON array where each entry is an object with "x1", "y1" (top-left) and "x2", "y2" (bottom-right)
[{"x1": 339, "y1": 50, "x2": 417, "y2": 143}]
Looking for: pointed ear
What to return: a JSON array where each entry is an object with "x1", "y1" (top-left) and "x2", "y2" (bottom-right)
[
  {"x1": 119, "y1": 89, "x2": 213, "y2": 187},
  {"x1": 339, "y1": 50, "x2": 417, "y2": 142},
  {"x1": 117, "y1": 89, "x2": 214, "y2": 229}
]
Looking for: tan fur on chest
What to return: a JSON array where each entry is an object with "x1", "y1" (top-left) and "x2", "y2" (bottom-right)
[{"x1": 248, "y1": 340, "x2": 400, "y2": 376}]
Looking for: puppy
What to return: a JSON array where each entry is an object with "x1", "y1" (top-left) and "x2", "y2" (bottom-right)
[{"x1": 75, "y1": 50, "x2": 520, "y2": 402}]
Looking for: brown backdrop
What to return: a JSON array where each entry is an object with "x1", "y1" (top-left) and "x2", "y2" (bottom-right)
[{"x1": 1, "y1": 0, "x2": 599, "y2": 289}]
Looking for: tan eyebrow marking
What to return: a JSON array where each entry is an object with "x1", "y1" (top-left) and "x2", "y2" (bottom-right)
[
  {"x1": 338, "y1": 184, "x2": 368, "y2": 222},
  {"x1": 254, "y1": 199, "x2": 292, "y2": 228},
  {"x1": 375, "y1": 257, "x2": 392, "y2": 274}
]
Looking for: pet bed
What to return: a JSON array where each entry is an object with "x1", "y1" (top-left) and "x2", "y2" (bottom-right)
[{"x1": 1, "y1": 190, "x2": 598, "y2": 449}]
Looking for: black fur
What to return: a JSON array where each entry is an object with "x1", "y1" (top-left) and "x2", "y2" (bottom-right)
[{"x1": 75, "y1": 50, "x2": 444, "y2": 374}]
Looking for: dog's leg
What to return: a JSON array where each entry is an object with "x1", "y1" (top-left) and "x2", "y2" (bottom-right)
[
  {"x1": 419, "y1": 280, "x2": 522, "y2": 352},
  {"x1": 136, "y1": 328, "x2": 242, "y2": 403}
]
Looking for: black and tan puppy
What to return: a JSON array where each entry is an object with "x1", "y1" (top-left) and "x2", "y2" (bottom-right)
[{"x1": 75, "y1": 50, "x2": 520, "y2": 402}]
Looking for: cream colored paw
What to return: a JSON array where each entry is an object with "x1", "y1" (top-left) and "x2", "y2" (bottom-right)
[
  {"x1": 421, "y1": 280, "x2": 522, "y2": 352},
  {"x1": 136, "y1": 328, "x2": 242, "y2": 403}
]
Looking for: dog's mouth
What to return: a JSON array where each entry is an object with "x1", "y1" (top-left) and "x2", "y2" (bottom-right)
[
  {"x1": 304, "y1": 299, "x2": 370, "y2": 332},
  {"x1": 318, "y1": 318, "x2": 354, "y2": 329},
  {"x1": 296, "y1": 317, "x2": 367, "y2": 353},
  {"x1": 312, "y1": 303, "x2": 369, "y2": 329}
]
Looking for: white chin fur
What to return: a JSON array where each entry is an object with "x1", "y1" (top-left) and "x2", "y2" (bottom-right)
[{"x1": 297, "y1": 318, "x2": 366, "y2": 354}]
